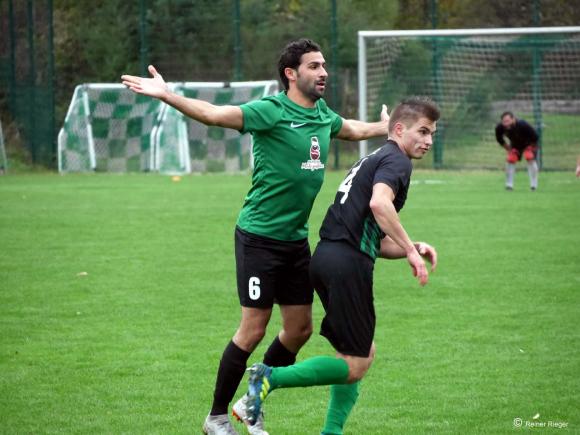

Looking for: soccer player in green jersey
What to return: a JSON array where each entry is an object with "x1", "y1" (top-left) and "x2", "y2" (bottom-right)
[{"x1": 122, "y1": 38, "x2": 389, "y2": 435}]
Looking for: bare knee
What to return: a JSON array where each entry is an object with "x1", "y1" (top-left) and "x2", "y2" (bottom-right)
[
  {"x1": 242, "y1": 325, "x2": 267, "y2": 345},
  {"x1": 279, "y1": 320, "x2": 312, "y2": 353},
  {"x1": 279, "y1": 304, "x2": 313, "y2": 351},
  {"x1": 234, "y1": 325, "x2": 266, "y2": 352},
  {"x1": 286, "y1": 321, "x2": 313, "y2": 344},
  {"x1": 233, "y1": 307, "x2": 272, "y2": 352},
  {"x1": 343, "y1": 344, "x2": 376, "y2": 382}
]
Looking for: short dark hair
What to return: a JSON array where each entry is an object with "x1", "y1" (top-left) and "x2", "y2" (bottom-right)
[
  {"x1": 388, "y1": 96, "x2": 440, "y2": 133},
  {"x1": 278, "y1": 38, "x2": 322, "y2": 91},
  {"x1": 500, "y1": 111, "x2": 514, "y2": 119}
]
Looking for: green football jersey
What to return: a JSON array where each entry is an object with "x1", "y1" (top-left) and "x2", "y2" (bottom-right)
[{"x1": 237, "y1": 92, "x2": 343, "y2": 241}]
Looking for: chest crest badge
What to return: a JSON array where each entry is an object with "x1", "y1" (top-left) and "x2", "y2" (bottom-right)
[{"x1": 301, "y1": 136, "x2": 325, "y2": 171}]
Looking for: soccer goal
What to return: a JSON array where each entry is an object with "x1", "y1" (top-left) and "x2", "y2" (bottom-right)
[
  {"x1": 358, "y1": 27, "x2": 580, "y2": 170},
  {"x1": 58, "y1": 81, "x2": 278, "y2": 174}
]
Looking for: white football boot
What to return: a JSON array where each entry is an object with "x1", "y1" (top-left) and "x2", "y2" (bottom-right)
[
  {"x1": 203, "y1": 414, "x2": 239, "y2": 435},
  {"x1": 232, "y1": 394, "x2": 269, "y2": 435}
]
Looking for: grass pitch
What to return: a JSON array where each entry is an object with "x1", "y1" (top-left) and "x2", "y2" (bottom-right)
[{"x1": 1, "y1": 170, "x2": 579, "y2": 434}]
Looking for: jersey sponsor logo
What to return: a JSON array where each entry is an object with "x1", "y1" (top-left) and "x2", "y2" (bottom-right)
[
  {"x1": 301, "y1": 136, "x2": 325, "y2": 171},
  {"x1": 310, "y1": 142, "x2": 320, "y2": 160},
  {"x1": 291, "y1": 122, "x2": 307, "y2": 128}
]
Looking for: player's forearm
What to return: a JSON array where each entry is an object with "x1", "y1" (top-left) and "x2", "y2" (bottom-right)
[
  {"x1": 370, "y1": 199, "x2": 415, "y2": 255},
  {"x1": 339, "y1": 119, "x2": 389, "y2": 141},
  {"x1": 356, "y1": 120, "x2": 389, "y2": 140},
  {"x1": 162, "y1": 92, "x2": 222, "y2": 126},
  {"x1": 379, "y1": 236, "x2": 406, "y2": 259},
  {"x1": 380, "y1": 238, "x2": 429, "y2": 260}
]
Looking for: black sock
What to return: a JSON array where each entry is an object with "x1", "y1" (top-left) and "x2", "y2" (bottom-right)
[
  {"x1": 210, "y1": 340, "x2": 251, "y2": 416},
  {"x1": 263, "y1": 336, "x2": 297, "y2": 367}
]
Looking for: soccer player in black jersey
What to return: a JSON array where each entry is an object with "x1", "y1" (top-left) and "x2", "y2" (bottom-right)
[
  {"x1": 243, "y1": 97, "x2": 440, "y2": 434},
  {"x1": 495, "y1": 111, "x2": 540, "y2": 191}
]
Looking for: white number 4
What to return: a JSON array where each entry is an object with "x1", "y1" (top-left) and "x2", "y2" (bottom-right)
[
  {"x1": 249, "y1": 277, "x2": 261, "y2": 300},
  {"x1": 338, "y1": 158, "x2": 367, "y2": 204}
]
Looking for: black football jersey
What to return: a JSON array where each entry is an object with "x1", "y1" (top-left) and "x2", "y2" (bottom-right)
[
  {"x1": 495, "y1": 119, "x2": 539, "y2": 151},
  {"x1": 319, "y1": 140, "x2": 412, "y2": 261}
]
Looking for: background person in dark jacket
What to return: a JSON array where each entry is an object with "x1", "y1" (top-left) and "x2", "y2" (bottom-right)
[{"x1": 495, "y1": 111, "x2": 539, "y2": 191}]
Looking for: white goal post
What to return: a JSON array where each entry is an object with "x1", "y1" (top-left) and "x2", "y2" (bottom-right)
[{"x1": 358, "y1": 26, "x2": 580, "y2": 170}]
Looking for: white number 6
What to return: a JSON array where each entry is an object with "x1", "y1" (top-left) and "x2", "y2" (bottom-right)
[{"x1": 249, "y1": 277, "x2": 261, "y2": 300}]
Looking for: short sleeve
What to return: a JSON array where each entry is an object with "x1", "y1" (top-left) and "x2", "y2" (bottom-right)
[
  {"x1": 329, "y1": 109, "x2": 343, "y2": 138},
  {"x1": 239, "y1": 98, "x2": 282, "y2": 134},
  {"x1": 373, "y1": 154, "x2": 411, "y2": 195}
]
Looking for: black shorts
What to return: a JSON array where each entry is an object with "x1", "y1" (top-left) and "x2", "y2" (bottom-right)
[
  {"x1": 235, "y1": 227, "x2": 313, "y2": 308},
  {"x1": 310, "y1": 240, "x2": 375, "y2": 357}
]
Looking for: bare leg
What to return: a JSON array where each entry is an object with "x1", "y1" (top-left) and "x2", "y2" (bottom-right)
[{"x1": 210, "y1": 307, "x2": 272, "y2": 416}]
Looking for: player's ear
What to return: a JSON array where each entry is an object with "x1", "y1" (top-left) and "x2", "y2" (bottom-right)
[
  {"x1": 394, "y1": 121, "x2": 405, "y2": 138},
  {"x1": 284, "y1": 67, "x2": 297, "y2": 84}
]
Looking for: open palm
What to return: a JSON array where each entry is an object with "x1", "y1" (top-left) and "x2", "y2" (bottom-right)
[
  {"x1": 121, "y1": 65, "x2": 168, "y2": 99},
  {"x1": 380, "y1": 104, "x2": 389, "y2": 124}
]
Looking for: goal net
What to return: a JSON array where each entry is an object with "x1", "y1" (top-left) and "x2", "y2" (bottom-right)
[
  {"x1": 358, "y1": 27, "x2": 580, "y2": 170},
  {"x1": 58, "y1": 81, "x2": 278, "y2": 173}
]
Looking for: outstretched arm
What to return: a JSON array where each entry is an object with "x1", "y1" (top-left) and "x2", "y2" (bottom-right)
[
  {"x1": 370, "y1": 183, "x2": 430, "y2": 286},
  {"x1": 121, "y1": 65, "x2": 243, "y2": 130},
  {"x1": 336, "y1": 104, "x2": 389, "y2": 141}
]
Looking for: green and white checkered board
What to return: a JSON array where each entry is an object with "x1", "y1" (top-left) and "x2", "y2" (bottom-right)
[
  {"x1": 181, "y1": 85, "x2": 272, "y2": 172},
  {"x1": 58, "y1": 81, "x2": 278, "y2": 173},
  {"x1": 59, "y1": 85, "x2": 163, "y2": 173},
  {"x1": 87, "y1": 87, "x2": 162, "y2": 172}
]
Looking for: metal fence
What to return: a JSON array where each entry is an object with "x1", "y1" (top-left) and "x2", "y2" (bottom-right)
[
  {"x1": 1, "y1": 0, "x2": 577, "y2": 170},
  {"x1": 0, "y1": 0, "x2": 55, "y2": 167},
  {"x1": 0, "y1": 0, "x2": 343, "y2": 168}
]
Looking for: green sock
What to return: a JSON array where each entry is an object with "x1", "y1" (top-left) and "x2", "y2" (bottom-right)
[
  {"x1": 321, "y1": 381, "x2": 360, "y2": 435},
  {"x1": 269, "y1": 356, "x2": 349, "y2": 389}
]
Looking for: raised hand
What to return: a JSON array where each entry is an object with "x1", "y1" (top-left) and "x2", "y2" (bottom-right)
[
  {"x1": 121, "y1": 65, "x2": 168, "y2": 100},
  {"x1": 380, "y1": 104, "x2": 389, "y2": 124}
]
